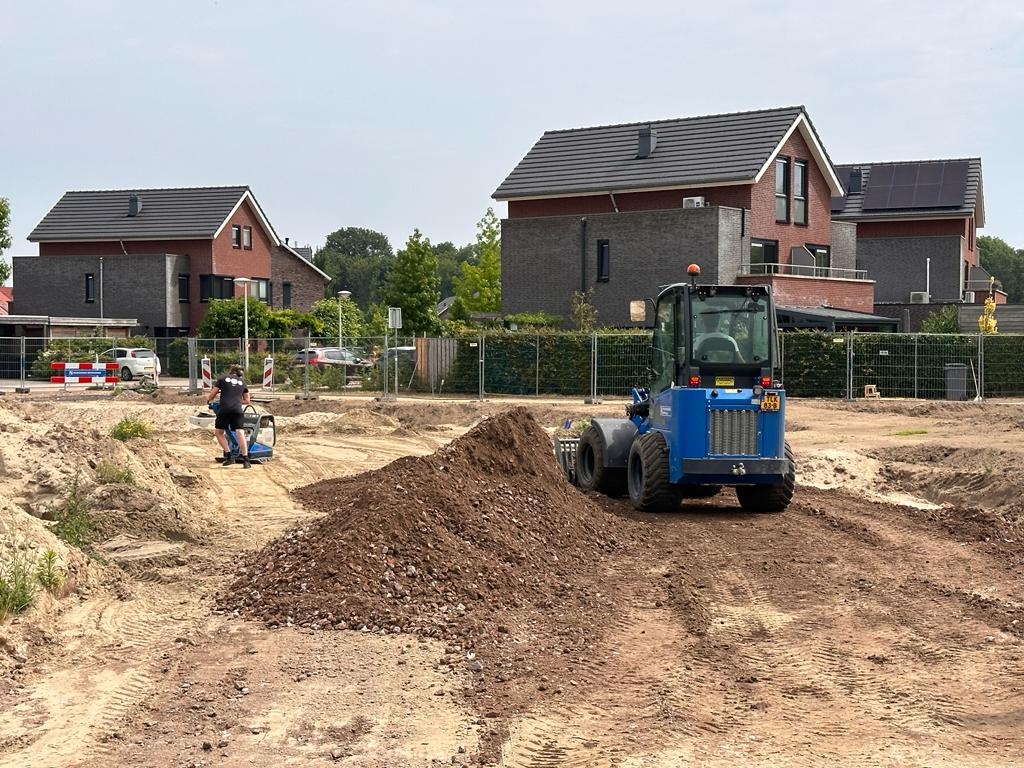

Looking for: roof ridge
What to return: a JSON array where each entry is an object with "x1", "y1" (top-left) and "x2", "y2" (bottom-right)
[
  {"x1": 64, "y1": 185, "x2": 250, "y2": 194},
  {"x1": 835, "y1": 158, "x2": 981, "y2": 167},
  {"x1": 545, "y1": 105, "x2": 806, "y2": 135}
]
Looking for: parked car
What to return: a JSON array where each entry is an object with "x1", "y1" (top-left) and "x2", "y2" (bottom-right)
[
  {"x1": 100, "y1": 347, "x2": 162, "y2": 381},
  {"x1": 290, "y1": 347, "x2": 372, "y2": 374}
]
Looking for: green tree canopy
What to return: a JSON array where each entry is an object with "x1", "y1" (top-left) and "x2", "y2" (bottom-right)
[
  {"x1": 451, "y1": 208, "x2": 501, "y2": 321},
  {"x1": 978, "y1": 235, "x2": 1024, "y2": 303},
  {"x1": 434, "y1": 240, "x2": 475, "y2": 299},
  {"x1": 313, "y1": 227, "x2": 394, "y2": 308},
  {"x1": 382, "y1": 228, "x2": 440, "y2": 335},
  {"x1": 310, "y1": 295, "x2": 366, "y2": 341},
  {"x1": 0, "y1": 197, "x2": 12, "y2": 285},
  {"x1": 196, "y1": 297, "x2": 272, "y2": 339}
]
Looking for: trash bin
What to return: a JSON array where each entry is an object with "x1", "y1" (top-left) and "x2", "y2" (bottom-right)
[{"x1": 943, "y1": 363, "x2": 968, "y2": 401}]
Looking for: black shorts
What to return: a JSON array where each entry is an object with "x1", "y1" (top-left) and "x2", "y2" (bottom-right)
[{"x1": 215, "y1": 410, "x2": 244, "y2": 431}]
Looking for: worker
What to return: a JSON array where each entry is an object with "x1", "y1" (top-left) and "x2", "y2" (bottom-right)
[
  {"x1": 694, "y1": 310, "x2": 742, "y2": 362},
  {"x1": 207, "y1": 363, "x2": 252, "y2": 468}
]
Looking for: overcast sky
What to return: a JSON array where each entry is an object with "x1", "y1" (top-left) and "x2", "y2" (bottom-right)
[{"x1": 2, "y1": 0, "x2": 1022, "y2": 276}]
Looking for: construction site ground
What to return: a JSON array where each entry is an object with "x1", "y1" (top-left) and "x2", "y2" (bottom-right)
[{"x1": 0, "y1": 389, "x2": 1022, "y2": 767}]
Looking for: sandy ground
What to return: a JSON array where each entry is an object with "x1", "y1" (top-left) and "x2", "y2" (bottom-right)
[{"x1": 0, "y1": 389, "x2": 1022, "y2": 767}]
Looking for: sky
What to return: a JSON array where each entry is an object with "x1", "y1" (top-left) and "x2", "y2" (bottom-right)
[{"x1": 2, "y1": 0, "x2": 1023, "y2": 280}]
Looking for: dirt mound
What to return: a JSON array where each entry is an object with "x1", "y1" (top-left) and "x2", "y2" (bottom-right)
[{"x1": 220, "y1": 406, "x2": 644, "y2": 645}]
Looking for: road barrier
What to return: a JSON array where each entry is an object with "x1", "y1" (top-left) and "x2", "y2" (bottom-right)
[
  {"x1": 201, "y1": 357, "x2": 212, "y2": 389},
  {"x1": 50, "y1": 361, "x2": 120, "y2": 384},
  {"x1": 262, "y1": 356, "x2": 274, "y2": 390}
]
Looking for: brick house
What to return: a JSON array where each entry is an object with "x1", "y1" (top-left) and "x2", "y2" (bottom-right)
[
  {"x1": 830, "y1": 159, "x2": 1001, "y2": 316},
  {"x1": 14, "y1": 186, "x2": 328, "y2": 337},
  {"x1": 493, "y1": 106, "x2": 892, "y2": 330}
]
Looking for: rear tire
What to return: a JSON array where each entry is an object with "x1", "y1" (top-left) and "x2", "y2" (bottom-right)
[
  {"x1": 627, "y1": 431, "x2": 681, "y2": 512},
  {"x1": 120, "y1": 367, "x2": 133, "y2": 381},
  {"x1": 575, "y1": 426, "x2": 627, "y2": 497},
  {"x1": 736, "y1": 441, "x2": 796, "y2": 513}
]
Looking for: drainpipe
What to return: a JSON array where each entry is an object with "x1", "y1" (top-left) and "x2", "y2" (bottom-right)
[
  {"x1": 580, "y1": 217, "x2": 588, "y2": 293},
  {"x1": 608, "y1": 192, "x2": 619, "y2": 213},
  {"x1": 926, "y1": 257, "x2": 931, "y2": 299},
  {"x1": 99, "y1": 256, "x2": 104, "y2": 320}
]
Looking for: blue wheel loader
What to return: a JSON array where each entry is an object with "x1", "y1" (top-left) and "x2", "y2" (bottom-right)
[{"x1": 566, "y1": 264, "x2": 795, "y2": 513}]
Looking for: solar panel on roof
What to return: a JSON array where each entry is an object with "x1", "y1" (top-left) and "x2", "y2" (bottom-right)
[{"x1": 861, "y1": 161, "x2": 969, "y2": 211}]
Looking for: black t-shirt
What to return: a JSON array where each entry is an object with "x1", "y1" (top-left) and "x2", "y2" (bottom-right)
[{"x1": 216, "y1": 375, "x2": 248, "y2": 413}]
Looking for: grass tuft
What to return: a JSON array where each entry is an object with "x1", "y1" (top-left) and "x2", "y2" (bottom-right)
[
  {"x1": 52, "y1": 470, "x2": 96, "y2": 549},
  {"x1": 95, "y1": 461, "x2": 136, "y2": 486},
  {"x1": 110, "y1": 414, "x2": 154, "y2": 441}
]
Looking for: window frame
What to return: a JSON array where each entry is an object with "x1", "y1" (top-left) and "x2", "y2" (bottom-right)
[
  {"x1": 177, "y1": 274, "x2": 190, "y2": 303},
  {"x1": 806, "y1": 244, "x2": 831, "y2": 277},
  {"x1": 596, "y1": 239, "x2": 610, "y2": 282},
  {"x1": 775, "y1": 157, "x2": 790, "y2": 224},
  {"x1": 85, "y1": 273, "x2": 95, "y2": 303},
  {"x1": 242, "y1": 226, "x2": 252, "y2": 250},
  {"x1": 750, "y1": 239, "x2": 779, "y2": 275},
  {"x1": 231, "y1": 225, "x2": 242, "y2": 249},
  {"x1": 793, "y1": 159, "x2": 808, "y2": 226},
  {"x1": 282, "y1": 282, "x2": 292, "y2": 308}
]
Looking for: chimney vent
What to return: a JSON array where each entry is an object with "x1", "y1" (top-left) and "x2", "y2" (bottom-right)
[
  {"x1": 848, "y1": 169, "x2": 863, "y2": 194},
  {"x1": 636, "y1": 125, "x2": 657, "y2": 159},
  {"x1": 127, "y1": 194, "x2": 142, "y2": 217}
]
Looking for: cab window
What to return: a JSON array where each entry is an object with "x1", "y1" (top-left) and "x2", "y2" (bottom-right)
[{"x1": 650, "y1": 294, "x2": 678, "y2": 393}]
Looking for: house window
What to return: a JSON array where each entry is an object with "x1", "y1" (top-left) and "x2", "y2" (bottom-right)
[
  {"x1": 282, "y1": 282, "x2": 292, "y2": 308},
  {"x1": 794, "y1": 160, "x2": 808, "y2": 225},
  {"x1": 200, "y1": 274, "x2": 235, "y2": 302},
  {"x1": 807, "y1": 244, "x2": 831, "y2": 276},
  {"x1": 85, "y1": 273, "x2": 95, "y2": 303},
  {"x1": 242, "y1": 226, "x2": 252, "y2": 250},
  {"x1": 253, "y1": 278, "x2": 269, "y2": 301},
  {"x1": 596, "y1": 239, "x2": 610, "y2": 282},
  {"x1": 750, "y1": 240, "x2": 779, "y2": 275},
  {"x1": 775, "y1": 158, "x2": 790, "y2": 223},
  {"x1": 231, "y1": 225, "x2": 241, "y2": 248},
  {"x1": 178, "y1": 274, "x2": 190, "y2": 303}
]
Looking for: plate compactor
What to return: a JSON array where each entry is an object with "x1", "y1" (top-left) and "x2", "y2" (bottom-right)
[{"x1": 189, "y1": 402, "x2": 277, "y2": 463}]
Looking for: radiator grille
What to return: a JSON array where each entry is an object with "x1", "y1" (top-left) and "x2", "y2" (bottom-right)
[{"x1": 709, "y1": 409, "x2": 759, "y2": 455}]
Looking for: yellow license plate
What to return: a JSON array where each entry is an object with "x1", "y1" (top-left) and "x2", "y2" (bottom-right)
[
  {"x1": 714, "y1": 376, "x2": 734, "y2": 387},
  {"x1": 760, "y1": 393, "x2": 781, "y2": 411}
]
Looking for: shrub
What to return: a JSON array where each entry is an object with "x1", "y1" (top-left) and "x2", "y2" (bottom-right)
[
  {"x1": 95, "y1": 461, "x2": 136, "y2": 485},
  {"x1": 35, "y1": 549, "x2": 64, "y2": 591},
  {"x1": 110, "y1": 414, "x2": 154, "y2": 441},
  {"x1": 0, "y1": 548, "x2": 36, "y2": 620},
  {"x1": 52, "y1": 471, "x2": 96, "y2": 549}
]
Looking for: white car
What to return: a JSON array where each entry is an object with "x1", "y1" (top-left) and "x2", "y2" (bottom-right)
[{"x1": 100, "y1": 347, "x2": 162, "y2": 381}]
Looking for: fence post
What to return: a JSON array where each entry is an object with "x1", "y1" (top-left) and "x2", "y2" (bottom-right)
[
  {"x1": 535, "y1": 334, "x2": 540, "y2": 397},
  {"x1": 913, "y1": 334, "x2": 918, "y2": 400},
  {"x1": 187, "y1": 337, "x2": 199, "y2": 393},
  {"x1": 845, "y1": 333, "x2": 854, "y2": 401},
  {"x1": 478, "y1": 332, "x2": 485, "y2": 401},
  {"x1": 585, "y1": 333, "x2": 600, "y2": 404},
  {"x1": 16, "y1": 336, "x2": 30, "y2": 393}
]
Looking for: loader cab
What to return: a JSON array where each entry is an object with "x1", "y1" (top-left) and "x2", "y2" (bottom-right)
[{"x1": 649, "y1": 278, "x2": 777, "y2": 393}]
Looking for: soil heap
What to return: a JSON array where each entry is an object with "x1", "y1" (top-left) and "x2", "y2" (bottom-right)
[{"x1": 221, "y1": 407, "x2": 644, "y2": 645}]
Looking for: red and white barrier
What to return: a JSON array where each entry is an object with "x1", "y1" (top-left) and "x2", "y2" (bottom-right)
[
  {"x1": 262, "y1": 356, "x2": 274, "y2": 390},
  {"x1": 201, "y1": 357, "x2": 212, "y2": 389},
  {"x1": 50, "y1": 361, "x2": 120, "y2": 384}
]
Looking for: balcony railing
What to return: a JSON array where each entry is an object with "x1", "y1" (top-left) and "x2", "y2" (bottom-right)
[{"x1": 737, "y1": 263, "x2": 868, "y2": 280}]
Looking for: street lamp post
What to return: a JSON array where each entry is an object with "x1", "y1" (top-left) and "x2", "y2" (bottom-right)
[
  {"x1": 233, "y1": 277, "x2": 252, "y2": 375},
  {"x1": 337, "y1": 290, "x2": 352, "y2": 387}
]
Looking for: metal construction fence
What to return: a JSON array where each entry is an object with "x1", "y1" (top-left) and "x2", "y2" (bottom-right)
[{"x1": 3, "y1": 331, "x2": 1024, "y2": 400}]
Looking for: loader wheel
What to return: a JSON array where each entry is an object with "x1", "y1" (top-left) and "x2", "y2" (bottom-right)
[
  {"x1": 627, "y1": 431, "x2": 681, "y2": 512},
  {"x1": 736, "y1": 441, "x2": 796, "y2": 513},
  {"x1": 576, "y1": 426, "x2": 627, "y2": 497}
]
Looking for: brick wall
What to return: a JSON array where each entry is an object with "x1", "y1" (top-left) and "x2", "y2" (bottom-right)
[
  {"x1": 501, "y1": 207, "x2": 745, "y2": 327},
  {"x1": 12, "y1": 253, "x2": 188, "y2": 332},
  {"x1": 269, "y1": 246, "x2": 329, "y2": 311},
  {"x1": 858, "y1": 236, "x2": 963, "y2": 302},
  {"x1": 830, "y1": 221, "x2": 857, "y2": 273}
]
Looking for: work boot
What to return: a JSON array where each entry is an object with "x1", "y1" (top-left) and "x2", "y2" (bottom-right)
[
  {"x1": 242, "y1": 456, "x2": 251, "y2": 469},
  {"x1": 223, "y1": 454, "x2": 235, "y2": 466}
]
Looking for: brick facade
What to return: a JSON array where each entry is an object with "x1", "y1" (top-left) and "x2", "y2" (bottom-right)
[{"x1": 269, "y1": 246, "x2": 329, "y2": 310}]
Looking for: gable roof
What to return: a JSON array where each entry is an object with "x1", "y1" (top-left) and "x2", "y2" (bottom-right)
[
  {"x1": 493, "y1": 106, "x2": 843, "y2": 201},
  {"x1": 831, "y1": 158, "x2": 984, "y2": 226},
  {"x1": 277, "y1": 243, "x2": 330, "y2": 282},
  {"x1": 28, "y1": 186, "x2": 282, "y2": 244}
]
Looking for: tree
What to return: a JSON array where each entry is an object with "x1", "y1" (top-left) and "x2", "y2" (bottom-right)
[
  {"x1": 310, "y1": 296, "x2": 366, "y2": 341},
  {"x1": 977, "y1": 235, "x2": 1024, "y2": 303},
  {"x1": 434, "y1": 240, "x2": 475, "y2": 299},
  {"x1": 382, "y1": 229, "x2": 440, "y2": 335},
  {"x1": 571, "y1": 288, "x2": 598, "y2": 331},
  {"x1": 920, "y1": 305, "x2": 960, "y2": 334},
  {"x1": 0, "y1": 197, "x2": 12, "y2": 285},
  {"x1": 196, "y1": 298, "x2": 272, "y2": 339},
  {"x1": 451, "y1": 208, "x2": 501, "y2": 321},
  {"x1": 313, "y1": 227, "x2": 393, "y2": 308}
]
